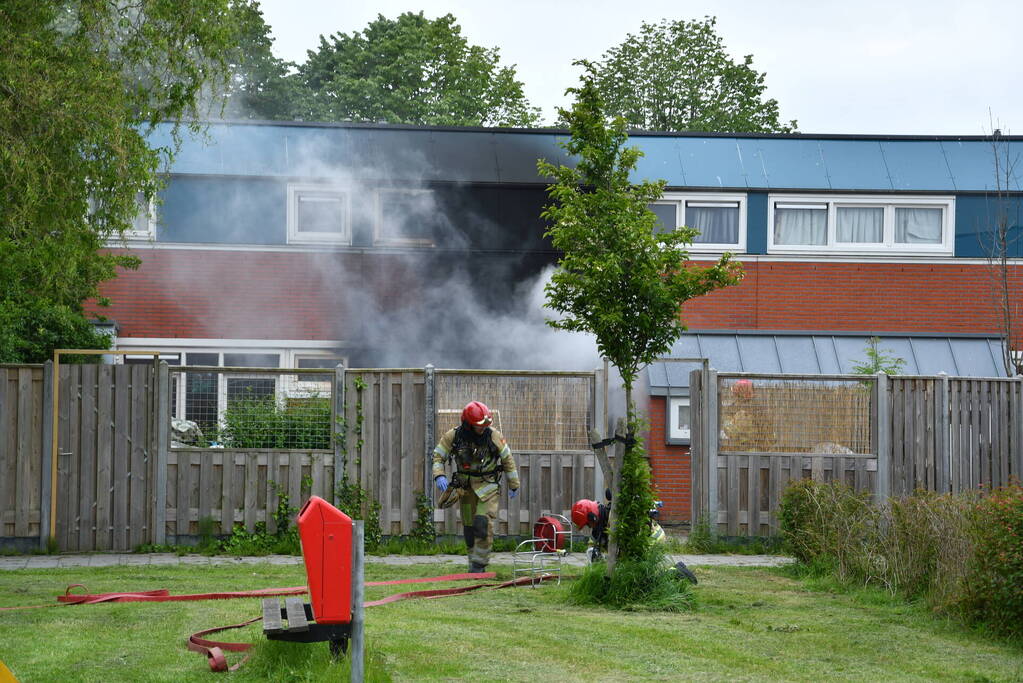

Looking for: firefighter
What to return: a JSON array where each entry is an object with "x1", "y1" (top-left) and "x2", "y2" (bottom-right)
[
  {"x1": 571, "y1": 497, "x2": 696, "y2": 582},
  {"x1": 433, "y1": 401, "x2": 519, "y2": 573}
]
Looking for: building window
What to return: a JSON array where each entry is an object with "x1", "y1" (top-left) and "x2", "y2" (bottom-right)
[
  {"x1": 291, "y1": 354, "x2": 345, "y2": 396},
  {"x1": 648, "y1": 193, "x2": 746, "y2": 251},
  {"x1": 125, "y1": 192, "x2": 156, "y2": 239},
  {"x1": 666, "y1": 397, "x2": 691, "y2": 444},
  {"x1": 769, "y1": 195, "x2": 954, "y2": 254},
  {"x1": 287, "y1": 184, "x2": 350, "y2": 244},
  {"x1": 375, "y1": 189, "x2": 439, "y2": 247}
]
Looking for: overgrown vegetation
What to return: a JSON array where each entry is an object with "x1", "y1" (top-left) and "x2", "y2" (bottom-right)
[
  {"x1": 218, "y1": 395, "x2": 331, "y2": 449},
  {"x1": 567, "y1": 546, "x2": 695, "y2": 612},
  {"x1": 779, "y1": 478, "x2": 1023, "y2": 639},
  {"x1": 682, "y1": 514, "x2": 784, "y2": 555},
  {"x1": 851, "y1": 336, "x2": 907, "y2": 375}
]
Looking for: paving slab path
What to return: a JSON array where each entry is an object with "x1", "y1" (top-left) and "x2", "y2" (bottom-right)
[{"x1": 0, "y1": 551, "x2": 793, "y2": 571}]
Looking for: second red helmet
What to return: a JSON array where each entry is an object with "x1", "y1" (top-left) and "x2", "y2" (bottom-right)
[
  {"x1": 571, "y1": 499, "x2": 599, "y2": 529},
  {"x1": 461, "y1": 401, "x2": 493, "y2": 426}
]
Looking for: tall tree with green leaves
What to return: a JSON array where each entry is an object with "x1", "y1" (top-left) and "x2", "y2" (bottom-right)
[
  {"x1": 538, "y1": 62, "x2": 743, "y2": 574},
  {"x1": 294, "y1": 12, "x2": 541, "y2": 127},
  {"x1": 0, "y1": 0, "x2": 240, "y2": 362},
  {"x1": 591, "y1": 17, "x2": 796, "y2": 133},
  {"x1": 215, "y1": 0, "x2": 307, "y2": 121}
]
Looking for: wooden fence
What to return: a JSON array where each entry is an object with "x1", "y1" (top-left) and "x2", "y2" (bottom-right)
[
  {"x1": 0, "y1": 366, "x2": 48, "y2": 548},
  {"x1": 1, "y1": 362, "x2": 602, "y2": 551},
  {"x1": 692, "y1": 370, "x2": 1023, "y2": 537}
]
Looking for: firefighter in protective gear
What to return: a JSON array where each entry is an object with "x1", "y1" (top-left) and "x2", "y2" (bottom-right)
[
  {"x1": 433, "y1": 401, "x2": 519, "y2": 573},
  {"x1": 571, "y1": 497, "x2": 670, "y2": 561}
]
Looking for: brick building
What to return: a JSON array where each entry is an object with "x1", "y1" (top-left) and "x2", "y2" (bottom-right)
[{"x1": 93, "y1": 121, "x2": 1023, "y2": 522}]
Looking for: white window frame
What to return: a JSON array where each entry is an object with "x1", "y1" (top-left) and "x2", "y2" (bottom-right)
[
  {"x1": 287, "y1": 183, "x2": 351, "y2": 245},
  {"x1": 374, "y1": 189, "x2": 437, "y2": 247},
  {"x1": 649, "y1": 192, "x2": 747, "y2": 252},
  {"x1": 291, "y1": 352, "x2": 347, "y2": 397},
  {"x1": 768, "y1": 194, "x2": 955, "y2": 256},
  {"x1": 666, "y1": 397, "x2": 691, "y2": 444},
  {"x1": 124, "y1": 193, "x2": 156, "y2": 240}
]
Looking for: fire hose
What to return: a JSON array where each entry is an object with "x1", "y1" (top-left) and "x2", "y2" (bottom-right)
[{"x1": 0, "y1": 571, "x2": 558, "y2": 672}]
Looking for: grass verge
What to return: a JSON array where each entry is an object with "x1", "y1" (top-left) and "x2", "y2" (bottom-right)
[{"x1": 0, "y1": 561, "x2": 1020, "y2": 681}]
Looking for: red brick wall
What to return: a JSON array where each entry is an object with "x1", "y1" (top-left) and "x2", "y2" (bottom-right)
[
  {"x1": 88, "y1": 248, "x2": 429, "y2": 340},
  {"x1": 681, "y1": 258, "x2": 1023, "y2": 337},
  {"x1": 646, "y1": 395, "x2": 692, "y2": 524}
]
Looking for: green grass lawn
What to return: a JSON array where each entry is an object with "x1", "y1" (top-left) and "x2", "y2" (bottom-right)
[{"x1": 0, "y1": 560, "x2": 1020, "y2": 682}]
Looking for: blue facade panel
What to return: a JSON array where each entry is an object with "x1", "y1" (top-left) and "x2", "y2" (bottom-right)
[
  {"x1": 817, "y1": 140, "x2": 891, "y2": 191},
  {"x1": 880, "y1": 141, "x2": 956, "y2": 191},
  {"x1": 674, "y1": 138, "x2": 747, "y2": 188},
  {"x1": 634, "y1": 137, "x2": 685, "y2": 186},
  {"x1": 743, "y1": 138, "x2": 830, "y2": 190},
  {"x1": 745, "y1": 192, "x2": 768, "y2": 254},
  {"x1": 954, "y1": 195, "x2": 1023, "y2": 258}
]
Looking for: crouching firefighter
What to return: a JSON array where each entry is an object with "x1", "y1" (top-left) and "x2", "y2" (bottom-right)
[
  {"x1": 571, "y1": 496, "x2": 696, "y2": 583},
  {"x1": 433, "y1": 401, "x2": 520, "y2": 573}
]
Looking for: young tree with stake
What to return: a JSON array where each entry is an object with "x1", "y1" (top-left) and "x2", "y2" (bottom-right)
[{"x1": 538, "y1": 62, "x2": 743, "y2": 576}]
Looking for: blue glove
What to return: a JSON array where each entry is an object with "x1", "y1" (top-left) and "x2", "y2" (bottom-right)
[
  {"x1": 435, "y1": 475, "x2": 448, "y2": 492},
  {"x1": 509, "y1": 488, "x2": 518, "y2": 499}
]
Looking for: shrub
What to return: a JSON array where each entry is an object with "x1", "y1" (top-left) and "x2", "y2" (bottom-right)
[
  {"x1": 219, "y1": 395, "x2": 331, "y2": 449},
  {"x1": 567, "y1": 545, "x2": 695, "y2": 612},
  {"x1": 778, "y1": 478, "x2": 874, "y2": 578},
  {"x1": 961, "y1": 482, "x2": 1023, "y2": 638}
]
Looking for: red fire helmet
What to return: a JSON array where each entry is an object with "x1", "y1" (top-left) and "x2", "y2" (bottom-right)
[
  {"x1": 732, "y1": 379, "x2": 754, "y2": 400},
  {"x1": 461, "y1": 401, "x2": 493, "y2": 426},
  {"x1": 571, "y1": 499, "x2": 599, "y2": 529}
]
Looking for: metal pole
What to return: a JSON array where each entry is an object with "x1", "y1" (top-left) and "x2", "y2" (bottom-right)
[{"x1": 350, "y1": 520, "x2": 364, "y2": 683}]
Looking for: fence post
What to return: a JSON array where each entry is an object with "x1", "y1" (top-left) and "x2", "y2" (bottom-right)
[
  {"x1": 936, "y1": 373, "x2": 950, "y2": 493},
  {"x1": 333, "y1": 364, "x2": 346, "y2": 508},
  {"x1": 350, "y1": 519, "x2": 365, "y2": 683},
  {"x1": 1014, "y1": 377, "x2": 1022, "y2": 483},
  {"x1": 706, "y1": 368, "x2": 719, "y2": 533},
  {"x1": 424, "y1": 365, "x2": 435, "y2": 503},
  {"x1": 593, "y1": 364, "x2": 606, "y2": 498},
  {"x1": 154, "y1": 361, "x2": 169, "y2": 546},
  {"x1": 875, "y1": 372, "x2": 891, "y2": 503},
  {"x1": 39, "y1": 361, "x2": 54, "y2": 551}
]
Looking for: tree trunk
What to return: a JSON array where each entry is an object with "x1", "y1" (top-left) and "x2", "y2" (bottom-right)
[{"x1": 605, "y1": 382, "x2": 633, "y2": 577}]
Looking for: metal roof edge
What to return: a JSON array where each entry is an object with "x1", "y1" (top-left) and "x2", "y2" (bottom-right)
[
  {"x1": 676, "y1": 329, "x2": 1002, "y2": 340},
  {"x1": 160, "y1": 120, "x2": 1023, "y2": 142}
]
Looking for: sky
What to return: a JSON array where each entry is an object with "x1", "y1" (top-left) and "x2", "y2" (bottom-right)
[{"x1": 256, "y1": 0, "x2": 1023, "y2": 136}]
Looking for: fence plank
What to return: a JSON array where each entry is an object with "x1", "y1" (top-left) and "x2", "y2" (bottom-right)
[
  {"x1": 400, "y1": 372, "x2": 414, "y2": 535},
  {"x1": 129, "y1": 365, "x2": 148, "y2": 548},
  {"x1": 726, "y1": 453, "x2": 739, "y2": 537},
  {"x1": 244, "y1": 454, "x2": 258, "y2": 532},
  {"x1": 16, "y1": 369, "x2": 34, "y2": 537},
  {"x1": 221, "y1": 451, "x2": 234, "y2": 534},
  {"x1": 998, "y1": 381, "x2": 1010, "y2": 488},
  {"x1": 109, "y1": 367, "x2": 129, "y2": 550},
  {"x1": 78, "y1": 366, "x2": 96, "y2": 549},
  {"x1": 747, "y1": 453, "x2": 760, "y2": 535}
]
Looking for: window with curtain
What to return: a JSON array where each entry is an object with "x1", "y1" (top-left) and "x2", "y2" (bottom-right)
[
  {"x1": 686, "y1": 203, "x2": 740, "y2": 244},
  {"x1": 837, "y1": 206, "x2": 883, "y2": 243},
  {"x1": 648, "y1": 193, "x2": 746, "y2": 249},
  {"x1": 774, "y1": 204, "x2": 827, "y2": 245},
  {"x1": 769, "y1": 195, "x2": 953, "y2": 254},
  {"x1": 895, "y1": 207, "x2": 942, "y2": 243}
]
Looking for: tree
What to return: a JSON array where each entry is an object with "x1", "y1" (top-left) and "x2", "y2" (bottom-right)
[
  {"x1": 0, "y1": 0, "x2": 239, "y2": 362},
  {"x1": 294, "y1": 12, "x2": 541, "y2": 127},
  {"x1": 538, "y1": 62, "x2": 743, "y2": 575},
  {"x1": 851, "y1": 337, "x2": 906, "y2": 376},
  {"x1": 214, "y1": 0, "x2": 307, "y2": 121},
  {"x1": 590, "y1": 17, "x2": 796, "y2": 133},
  {"x1": 979, "y1": 122, "x2": 1023, "y2": 376}
]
